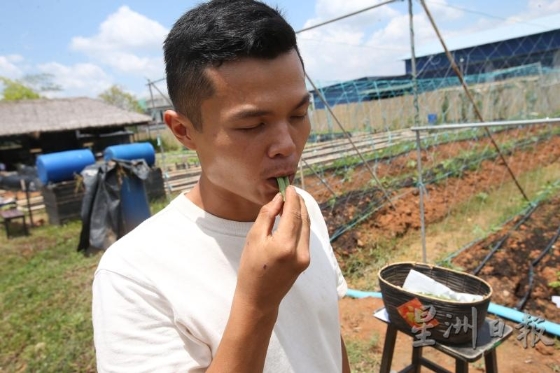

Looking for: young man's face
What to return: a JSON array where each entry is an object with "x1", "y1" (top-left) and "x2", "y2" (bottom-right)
[{"x1": 179, "y1": 50, "x2": 311, "y2": 221}]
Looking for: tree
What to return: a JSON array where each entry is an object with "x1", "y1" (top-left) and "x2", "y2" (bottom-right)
[
  {"x1": 0, "y1": 77, "x2": 41, "y2": 100},
  {"x1": 22, "y1": 73, "x2": 62, "y2": 93},
  {"x1": 98, "y1": 85, "x2": 144, "y2": 113},
  {"x1": 0, "y1": 73, "x2": 62, "y2": 101}
]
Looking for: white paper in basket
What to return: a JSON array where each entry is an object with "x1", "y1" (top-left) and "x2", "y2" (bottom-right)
[{"x1": 402, "y1": 269, "x2": 483, "y2": 302}]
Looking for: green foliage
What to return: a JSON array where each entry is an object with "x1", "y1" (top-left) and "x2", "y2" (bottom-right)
[
  {"x1": 549, "y1": 272, "x2": 560, "y2": 289},
  {"x1": 0, "y1": 74, "x2": 62, "y2": 101},
  {"x1": 0, "y1": 76, "x2": 41, "y2": 100},
  {"x1": 345, "y1": 335, "x2": 381, "y2": 372},
  {"x1": 98, "y1": 84, "x2": 144, "y2": 113},
  {"x1": 0, "y1": 221, "x2": 98, "y2": 372}
]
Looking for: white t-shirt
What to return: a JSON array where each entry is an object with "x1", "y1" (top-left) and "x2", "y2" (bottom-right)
[{"x1": 93, "y1": 188, "x2": 347, "y2": 372}]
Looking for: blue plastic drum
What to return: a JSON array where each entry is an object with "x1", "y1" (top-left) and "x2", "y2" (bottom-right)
[
  {"x1": 36, "y1": 149, "x2": 96, "y2": 185},
  {"x1": 104, "y1": 143, "x2": 156, "y2": 167}
]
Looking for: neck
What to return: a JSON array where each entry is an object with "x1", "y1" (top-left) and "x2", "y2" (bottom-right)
[{"x1": 185, "y1": 179, "x2": 261, "y2": 222}]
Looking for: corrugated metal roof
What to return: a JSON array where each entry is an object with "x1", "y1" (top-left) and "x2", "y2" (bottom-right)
[
  {"x1": 0, "y1": 97, "x2": 152, "y2": 137},
  {"x1": 405, "y1": 12, "x2": 560, "y2": 59}
]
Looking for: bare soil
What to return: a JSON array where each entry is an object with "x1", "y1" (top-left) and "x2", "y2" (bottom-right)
[{"x1": 311, "y1": 127, "x2": 560, "y2": 371}]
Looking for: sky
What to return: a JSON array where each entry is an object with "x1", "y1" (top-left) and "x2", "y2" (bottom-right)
[{"x1": 1, "y1": 0, "x2": 560, "y2": 101}]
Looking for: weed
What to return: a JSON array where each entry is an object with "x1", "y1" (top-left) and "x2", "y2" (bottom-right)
[
  {"x1": 548, "y1": 272, "x2": 560, "y2": 290},
  {"x1": 475, "y1": 192, "x2": 489, "y2": 203},
  {"x1": 345, "y1": 336, "x2": 381, "y2": 373}
]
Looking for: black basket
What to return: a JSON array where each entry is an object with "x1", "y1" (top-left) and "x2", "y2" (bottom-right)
[{"x1": 378, "y1": 262, "x2": 493, "y2": 345}]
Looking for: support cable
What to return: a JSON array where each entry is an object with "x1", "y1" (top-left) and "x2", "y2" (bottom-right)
[
  {"x1": 301, "y1": 158, "x2": 338, "y2": 199},
  {"x1": 296, "y1": 0, "x2": 403, "y2": 34},
  {"x1": 419, "y1": 0, "x2": 530, "y2": 202},
  {"x1": 305, "y1": 72, "x2": 396, "y2": 209}
]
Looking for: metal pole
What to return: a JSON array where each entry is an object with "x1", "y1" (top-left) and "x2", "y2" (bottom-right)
[
  {"x1": 147, "y1": 79, "x2": 171, "y2": 201},
  {"x1": 415, "y1": 131, "x2": 428, "y2": 263},
  {"x1": 408, "y1": 0, "x2": 420, "y2": 127},
  {"x1": 411, "y1": 117, "x2": 560, "y2": 132}
]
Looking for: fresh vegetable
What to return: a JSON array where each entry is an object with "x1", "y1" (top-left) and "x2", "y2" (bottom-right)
[{"x1": 276, "y1": 176, "x2": 290, "y2": 201}]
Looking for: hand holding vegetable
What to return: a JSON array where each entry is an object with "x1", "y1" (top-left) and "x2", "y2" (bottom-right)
[{"x1": 234, "y1": 185, "x2": 310, "y2": 314}]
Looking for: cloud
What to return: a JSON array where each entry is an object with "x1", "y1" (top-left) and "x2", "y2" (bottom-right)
[
  {"x1": 0, "y1": 55, "x2": 25, "y2": 79},
  {"x1": 70, "y1": 6, "x2": 167, "y2": 78},
  {"x1": 298, "y1": 0, "x2": 465, "y2": 82},
  {"x1": 37, "y1": 62, "x2": 113, "y2": 98},
  {"x1": 526, "y1": 0, "x2": 560, "y2": 16}
]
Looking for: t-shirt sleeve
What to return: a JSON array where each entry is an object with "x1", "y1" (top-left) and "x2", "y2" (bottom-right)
[
  {"x1": 328, "y1": 243, "x2": 348, "y2": 299},
  {"x1": 92, "y1": 269, "x2": 211, "y2": 373}
]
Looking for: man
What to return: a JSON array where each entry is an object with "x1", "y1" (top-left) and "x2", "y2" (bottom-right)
[{"x1": 92, "y1": 1, "x2": 350, "y2": 372}]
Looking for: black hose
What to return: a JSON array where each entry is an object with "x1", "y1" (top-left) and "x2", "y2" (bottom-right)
[
  {"x1": 515, "y1": 222, "x2": 560, "y2": 311},
  {"x1": 473, "y1": 202, "x2": 539, "y2": 275}
]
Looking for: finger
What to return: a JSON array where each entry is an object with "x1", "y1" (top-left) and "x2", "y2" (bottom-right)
[
  {"x1": 295, "y1": 194, "x2": 311, "y2": 265},
  {"x1": 276, "y1": 186, "x2": 303, "y2": 244},
  {"x1": 251, "y1": 193, "x2": 283, "y2": 238}
]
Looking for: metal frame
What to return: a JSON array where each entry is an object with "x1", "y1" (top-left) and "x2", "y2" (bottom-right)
[{"x1": 410, "y1": 118, "x2": 560, "y2": 263}]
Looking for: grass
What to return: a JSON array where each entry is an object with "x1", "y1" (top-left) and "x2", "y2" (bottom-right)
[
  {"x1": 0, "y1": 221, "x2": 99, "y2": 372},
  {"x1": 345, "y1": 333, "x2": 381, "y2": 372},
  {"x1": 1, "y1": 132, "x2": 559, "y2": 370},
  {"x1": 0, "y1": 199, "x2": 170, "y2": 372}
]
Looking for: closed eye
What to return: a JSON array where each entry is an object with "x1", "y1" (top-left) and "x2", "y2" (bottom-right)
[
  {"x1": 238, "y1": 122, "x2": 265, "y2": 131},
  {"x1": 291, "y1": 113, "x2": 308, "y2": 121}
]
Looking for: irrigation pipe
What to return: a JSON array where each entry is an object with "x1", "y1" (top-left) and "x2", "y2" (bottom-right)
[
  {"x1": 473, "y1": 202, "x2": 540, "y2": 275},
  {"x1": 516, "y1": 223, "x2": 560, "y2": 310},
  {"x1": 345, "y1": 289, "x2": 560, "y2": 337},
  {"x1": 438, "y1": 203, "x2": 533, "y2": 266},
  {"x1": 419, "y1": 0, "x2": 530, "y2": 203},
  {"x1": 439, "y1": 170, "x2": 560, "y2": 266}
]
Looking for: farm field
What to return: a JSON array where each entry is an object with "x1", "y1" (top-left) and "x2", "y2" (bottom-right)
[
  {"x1": 1, "y1": 126, "x2": 559, "y2": 372},
  {"x1": 319, "y1": 125, "x2": 560, "y2": 372}
]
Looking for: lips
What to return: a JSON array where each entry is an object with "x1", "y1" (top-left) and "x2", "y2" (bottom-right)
[{"x1": 269, "y1": 173, "x2": 294, "y2": 183}]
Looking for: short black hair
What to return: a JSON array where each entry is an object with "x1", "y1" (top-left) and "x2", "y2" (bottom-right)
[{"x1": 164, "y1": 0, "x2": 303, "y2": 130}]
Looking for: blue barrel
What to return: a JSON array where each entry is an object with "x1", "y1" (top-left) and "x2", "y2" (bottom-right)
[
  {"x1": 427, "y1": 113, "x2": 438, "y2": 124},
  {"x1": 36, "y1": 149, "x2": 96, "y2": 185},
  {"x1": 104, "y1": 143, "x2": 155, "y2": 167},
  {"x1": 120, "y1": 174, "x2": 151, "y2": 233}
]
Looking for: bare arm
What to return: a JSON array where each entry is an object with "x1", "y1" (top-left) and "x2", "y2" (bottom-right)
[{"x1": 206, "y1": 186, "x2": 311, "y2": 372}]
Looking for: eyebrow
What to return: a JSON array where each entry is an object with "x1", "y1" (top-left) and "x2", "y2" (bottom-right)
[{"x1": 229, "y1": 93, "x2": 310, "y2": 122}]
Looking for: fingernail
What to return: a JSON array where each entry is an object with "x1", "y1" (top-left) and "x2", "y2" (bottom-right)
[{"x1": 273, "y1": 193, "x2": 282, "y2": 201}]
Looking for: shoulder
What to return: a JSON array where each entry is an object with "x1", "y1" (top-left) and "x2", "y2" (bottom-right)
[{"x1": 95, "y1": 197, "x2": 192, "y2": 279}]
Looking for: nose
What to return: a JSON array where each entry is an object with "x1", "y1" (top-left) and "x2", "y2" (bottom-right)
[{"x1": 267, "y1": 122, "x2": 297, "y2": 159}]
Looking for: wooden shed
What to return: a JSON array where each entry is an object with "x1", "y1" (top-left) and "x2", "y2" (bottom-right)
[{"x1": 0, "y1": 97, "x2": 152, "y2": 170}]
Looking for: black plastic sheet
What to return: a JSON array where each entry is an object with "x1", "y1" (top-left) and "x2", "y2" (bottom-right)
[{"x1": 77, "y1": 159, "x2": 150, "y2": 254}]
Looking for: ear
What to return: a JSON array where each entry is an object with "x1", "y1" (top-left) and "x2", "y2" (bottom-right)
[{"x1": 164, "y1": 110, "x2": 197, "y2": 150}]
